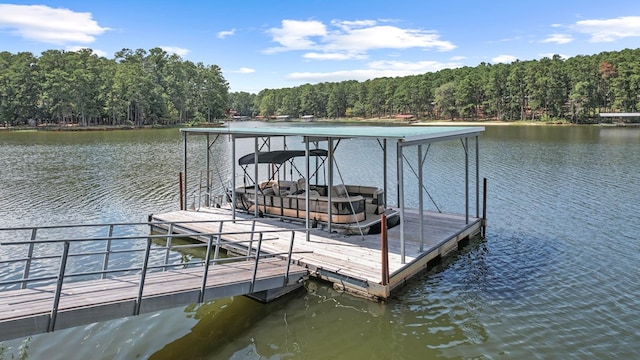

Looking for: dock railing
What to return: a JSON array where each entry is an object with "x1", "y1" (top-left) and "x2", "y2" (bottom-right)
[{"x1": 0, "y1": 219, "x2": 301, "y2": 332}]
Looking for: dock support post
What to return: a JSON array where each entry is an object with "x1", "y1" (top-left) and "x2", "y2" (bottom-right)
[{"x1": 381, "y1": 214, "x2": 389, "y2": 285}]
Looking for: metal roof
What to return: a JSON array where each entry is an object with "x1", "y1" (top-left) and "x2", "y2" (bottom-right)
[{"x1": 181, "y1": 125, "x2": 484, "y2": 146}]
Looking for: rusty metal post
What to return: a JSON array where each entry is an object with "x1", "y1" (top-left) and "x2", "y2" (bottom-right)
[{"x1": 381, "y1": 214, "x2": 389, "y2": 285}]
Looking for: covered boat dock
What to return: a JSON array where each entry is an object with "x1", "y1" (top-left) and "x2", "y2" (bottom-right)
[{"x1": 153, "y1": 125, "x2": 486, "y2": 300}]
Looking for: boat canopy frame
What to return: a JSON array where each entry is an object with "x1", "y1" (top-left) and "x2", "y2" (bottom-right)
[
  {"x1": 238, "y1": 149, "x2": 328, "y2": 166},
  {"x1": 180, "y1": 125, "x2": 484, "y2": 263}
]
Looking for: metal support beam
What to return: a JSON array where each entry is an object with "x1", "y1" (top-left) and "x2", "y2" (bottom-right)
[
  {"x1": 383, "y1": 139, "x2": 388, "y2": 210},
  {"x1": 328, "y1": 137, "x2": 334, "y2": 233},
  {"x1": 397, "y1": 141, "x2": 405, "y2": 264},
  {"x1": 305, "y1": 138, "x2": 311, "y2": 241},
  {"x1": 182, "y1": 131, "x2": 188, "y2": 211},
  {"x1": 465, "y1": 137, "x2": 469, "y2": 224},
  {"x1": 476, "y1": 135, "x2": 480, "y2": 218},
  {"x1": 231, "y1": 136, "x2": 236, "y2": 219},
  {"x1": 254, "y1": 137, "x2": 259, "y2": 218},
  {"x1": 418, "y1": 144, "x2": 424, "y2": 252},
  {"x1": 206, "y1": 134, "x2": 211, "y2": 207},
  {"x1": 283, "y1": 137, "x2": 287, "y2": 178}
]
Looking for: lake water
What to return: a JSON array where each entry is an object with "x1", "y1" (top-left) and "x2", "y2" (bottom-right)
[{"x1": 0, "y1": 124, "x2": 639, "y2": 359}]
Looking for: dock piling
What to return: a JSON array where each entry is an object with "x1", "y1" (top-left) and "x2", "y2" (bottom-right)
[{"x1": 381, "y1": 214, "x2": 389, "y2": 285}]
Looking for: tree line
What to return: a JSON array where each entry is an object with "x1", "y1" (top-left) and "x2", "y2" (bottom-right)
[
  {"x1": 230, "y1": 48, "x2": 640, "y2": 123},
  {"x1": 2, "y1": 47, "x2": 638, "y2": 126},
  {"x1": 0, "y1": 48, "x2": 229, "y2": 127}
]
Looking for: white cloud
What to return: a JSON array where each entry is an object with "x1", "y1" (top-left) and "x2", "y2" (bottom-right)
[
  {"x1": 330, "y1": 19, "x2": 377, "y2": 31},
  {"x1": 235, "y1": 67, "x2": 255, "y2": 74},
  {"x1": 541, "y1": 33, "x2": 573, "y2": 44},
  {"x1": 285, "y1": 59, "x2": 462, "y2": 83},
  {"x1": 574, "y1": 16, "x2": 640, "y2": 42},
  {"x1": 326, "y1": 25, "x2": 455, "y2": 52},
  {"x1": 303, "y1": 52, "x2": 367, "y2": 60},
  {"x1": 217, "y1": 29, "x2": 236, "y2": 39},
  {"x1": 160, "y1": 46, "x2": 190, "y2": 57},
  {"x1": 491, "y1": 55, "x2": 518, "y2": 64},
  {"x1": 65, "y1": 46, "x2": 107, "y2": 57},
  {"x1": 0, "y1": 4, "x2": 109, "y2": 45},
  {"x1": 265, "y1": 19, "x2": 455, "y2": 59},
  {"x1": 489, "y1": 36, "x2": 521, "y2": 43},
  {"x1": 450, "y1": 56, "x2": 467, "y2": 61},
  {"x1": 265, "y1": 19, "x2": 327, "y2": 53}
]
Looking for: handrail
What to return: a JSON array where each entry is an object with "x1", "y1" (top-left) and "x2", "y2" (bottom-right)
[
  {"x1": 0, "y1": 218, "x2": 276, "y2": 234},
  {"x1": 48, "y1": 240, "x2": 70, "y2": 332},
  {"x1": 0, "y1": 229, "x2": 300, "y2": 287},
  {"x1": 0, "y1": 218, "x2": 306, "y2": 333},
  {"x1": 22, "y1": 228, "x2": 37, "y2": 289},
  {"x1": 0, "y1": 251, "x2": 307, "y2": 288},
  {"x1": 0, "y1": 228, "x2": 293, "y2": 246}
]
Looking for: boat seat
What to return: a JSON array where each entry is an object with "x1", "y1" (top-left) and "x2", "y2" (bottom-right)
[
  {"x1": 259, "y1": 180, "x2": 277, "y2": 189},
  {"x1": 330, "y1": 184, "x2": 348, "y2": 198},
  {"x1": 297, "y1": 178, "x2": 306, "y2": 191}
]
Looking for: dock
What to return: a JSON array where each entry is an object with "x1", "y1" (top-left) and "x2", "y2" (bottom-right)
[
  {"x1": 151, "y1": 207, "x2": 482, "y2": 299},
  {"x1": 175, "y1": 124, "x2": 485, "y2": 299},
  {"x1": 0, "y1": 221, "x2": 308, "y2": 341}
]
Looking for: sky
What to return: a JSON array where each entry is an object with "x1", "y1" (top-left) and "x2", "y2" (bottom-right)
[{"x1": 1, "y1": 0, "x2": 639, "y2": 93}]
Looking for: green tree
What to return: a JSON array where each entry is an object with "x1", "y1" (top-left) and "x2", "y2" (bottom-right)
[{"x1": 434, "y1": 82, "x2": 457, "y2": 120}]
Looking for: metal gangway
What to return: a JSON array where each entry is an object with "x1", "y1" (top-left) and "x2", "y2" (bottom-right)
[{"x1": 0, "y1": 219, "x2": 308, "y2": 342}]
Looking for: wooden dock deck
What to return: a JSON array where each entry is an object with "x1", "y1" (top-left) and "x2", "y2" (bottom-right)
[
  {"x1": 151, "y1": 207, "x2": 482, "y2": 300},
  {"x1": 0, "y1": 258, "x2": 307, "y2": 341}
]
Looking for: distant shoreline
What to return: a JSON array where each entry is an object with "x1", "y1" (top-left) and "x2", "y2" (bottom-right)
[{"x1": 0, "y1": 119, "x2": 599, "y2": 132}]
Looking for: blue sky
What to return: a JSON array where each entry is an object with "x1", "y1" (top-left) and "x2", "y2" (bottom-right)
[{"x1": 1, "y1": 1, "x2": 639, "y2": 93}]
